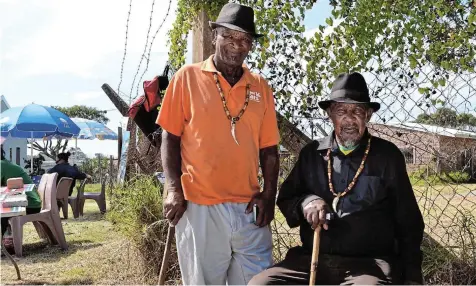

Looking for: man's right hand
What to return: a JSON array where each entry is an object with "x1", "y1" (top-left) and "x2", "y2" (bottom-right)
[
  {"x1": 163, "y1": 190, "x2": 187, "y2": 226},
  {"x1": 302, "y1": 199, "x2": 330, "y2": 230}
]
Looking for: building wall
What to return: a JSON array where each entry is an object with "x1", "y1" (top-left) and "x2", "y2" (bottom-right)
[
  {"x1": 438, "y1": 136, "x2": 476, "y2": 174},
  {"x1": 369, "y1": 123, "x2": 476, "y2": 174},
  {"x1": 368, "y1": 124, "x2": 440, "y2": 173},
  {"x1": 2, "y1": 137, "x2": 28, "y2": 167},
  {"x1": 1, "y1": 96, "x2": 29, "y2": 168}
]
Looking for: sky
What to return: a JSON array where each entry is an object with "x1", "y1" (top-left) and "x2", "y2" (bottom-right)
[{"x1": 0, "y1": 0, "x2": 332, "y2": 157}]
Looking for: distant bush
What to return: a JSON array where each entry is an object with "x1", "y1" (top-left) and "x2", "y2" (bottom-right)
[
  {"x1": 410, "y1": 168, "x2": 470, "y2": 185},
  {"x1": 79, "y1": 156, "x2": 116, "y2": 184},
  {"x1": 445, "y1": 171, "x2": 470, "y2": 184}
]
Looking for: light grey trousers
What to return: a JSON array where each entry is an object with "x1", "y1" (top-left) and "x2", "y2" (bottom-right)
[{"x1": 175, "y1": 202, "x2": 273, "y2": 285}]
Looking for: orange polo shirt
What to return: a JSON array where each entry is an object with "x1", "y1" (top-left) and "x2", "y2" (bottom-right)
[{"x1": 157, "y1": 55, "x2": 280, "y2": 205}]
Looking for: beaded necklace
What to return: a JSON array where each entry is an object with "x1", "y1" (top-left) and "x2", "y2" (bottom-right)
[
  {"x1": 213, "y1": 72, "x2": 250, "y2": 145},
  {"x1": 327, "y1": 136, "x2": 372, "y2": 212}
]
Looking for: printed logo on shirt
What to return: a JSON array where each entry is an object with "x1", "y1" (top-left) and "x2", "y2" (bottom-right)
[{"x1": 250, "y1": 91, "x2": 261, "y2": 102}]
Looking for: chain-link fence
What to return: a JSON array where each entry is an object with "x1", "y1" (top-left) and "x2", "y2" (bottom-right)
[
  {"x1": 111, "y1": 2, "x2": 476, "y2": 283},
  {"x1": 119, "y1": 32, "x2": 476, "y2": 286},
  {"x1": 79, "y1": 154, "x2": 119, "y2": 184},
  {"x1": 246, "y1": 23, "x2": 476, "y2": 284},
  {"x1": 116, "y1": 48, "x2": 476, "y2": 285}
]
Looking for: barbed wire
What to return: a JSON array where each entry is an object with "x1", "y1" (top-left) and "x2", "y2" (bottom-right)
[
  {"x1": 242, "y1": 28, "x2": 476, "y2": 277},
  {"x1": 117, "y1": 0, "x2": 133, "y2": 98},
  {"x1": 128, "y1": 0, "x2": 157, "y2": 104},
  {"x1": 134, "y1": 0, "x2": 173, "y2": 100},
  {"x1": 115, "y1": 2, "x2": 475, "y2": 283}
]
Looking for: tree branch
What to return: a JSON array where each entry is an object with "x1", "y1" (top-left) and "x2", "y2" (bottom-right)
[{"x1": 62, "y1": 140, "x2": 69, "y2": 153}]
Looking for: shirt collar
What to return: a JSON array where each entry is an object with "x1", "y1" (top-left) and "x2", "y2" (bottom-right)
[
  {"x1": 201, "y1": 54, "x2": 257, "y2": 87},
  {"x1": 317, "y1": 128, "x2": 371, "y2": 153}
]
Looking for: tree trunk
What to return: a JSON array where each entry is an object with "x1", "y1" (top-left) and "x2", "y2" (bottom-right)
[
  {"x1": 101, "y1": 83, "x2": 129, "y2": 116},
  {"x1": 101, "y1": 85, "x2": 162, "y2": 176}
]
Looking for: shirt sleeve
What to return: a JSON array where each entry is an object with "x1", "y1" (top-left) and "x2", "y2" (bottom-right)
[
  {"x1": 156, "y1": 71, "x2": 186, "y2": 137},
  {"x1": 259, "y1": 81, "x2": 280, "y2": 149},
  {"x1": 47, "y1": 166, "x2": 56, "y2": 174},
  {"x1": 73, "y1": 169, "x2": 87, "y2": 180},
  {"x1": 388, "y1": 150, "x2": 425, "y2": 283},
  {"x1": 277, "y1": 143, "x2": 323, "y2": 228}
]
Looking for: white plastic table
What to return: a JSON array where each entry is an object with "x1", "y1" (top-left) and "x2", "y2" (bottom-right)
[{"x1": 0, "y1": 184, "x2": 35, "y2": 280}]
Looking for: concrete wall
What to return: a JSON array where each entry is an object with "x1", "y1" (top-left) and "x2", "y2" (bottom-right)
[{"x1": 2, "y1": 137, "x2": 28, "y2": 167}]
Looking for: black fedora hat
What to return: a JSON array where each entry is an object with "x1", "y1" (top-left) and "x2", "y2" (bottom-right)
[
  {"x1": 318, "y1": 72, "x2": 380, "y2": 111},
  {"x1": 209, "y1": 3, "x2": 263, "y2": 38}
]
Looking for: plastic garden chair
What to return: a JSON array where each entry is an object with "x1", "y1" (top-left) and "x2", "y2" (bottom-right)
[
  {"x1": 80, "y1": 175, "x2": 107, "y2": 214},
  {"x1": 9, "y1": 173, "x2": 68, "y2": 257},
  {"x1": 56, "y1": 177, "x2": 73, "y2": 219},
  {"x1": 68, "y1": 178, "x2": 88, "y2": 218}
]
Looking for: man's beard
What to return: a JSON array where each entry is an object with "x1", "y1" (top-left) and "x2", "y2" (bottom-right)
[
  {"x1": 339, "y1": 138, "x2": 359, "y2": 149},
  {"x1": 336, "y1": 125, "x2": 362, "y2": 148}
]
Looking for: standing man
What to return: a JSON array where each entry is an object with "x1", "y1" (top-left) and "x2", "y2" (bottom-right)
[
  {"x1": 250, "y1": 72, "x2": 425, "y2": 285},
  {"x1": 157, "y1": 3, "x2": 280, "y2": 285}
]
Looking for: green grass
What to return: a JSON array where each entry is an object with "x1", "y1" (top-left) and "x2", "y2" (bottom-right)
[
  {"x1": 1, "y1": 184, "x2": 142, "y2": 285},
  {"x1": 2, "y1": 182, "x2": 474, "y2": 285},
  {"x1": 410, "y1": 170, "x2": 471, "y2": 186},
  {"x1": 414, "y1": 183, "x2": 475, "y2": 196},
  {"x1": 272, "y1": 183, "x2": 476, "y2": 284}
]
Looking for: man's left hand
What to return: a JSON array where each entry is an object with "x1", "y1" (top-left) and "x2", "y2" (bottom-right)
[{"x1": 246, "y1": 191, "x2": 276, "y2": 227}]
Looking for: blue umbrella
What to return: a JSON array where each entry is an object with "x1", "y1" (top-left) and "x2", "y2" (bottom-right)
[
  {"x1": 0, "y1": 103, "x2": 80, "y2": 138},
  {"x1": 0, "y1": 103, "x2": 80, "y2": 170},
  {"x1": 71, "y1": 118, "x2": 118, "y2": 140},
  {"x1": 69, "y1": 118, "x2": 118, "y2": 165}
]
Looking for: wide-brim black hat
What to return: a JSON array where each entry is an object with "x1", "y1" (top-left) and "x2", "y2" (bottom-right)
[
  {"x1": 318, "y1": 72, "x2": 380, "y2": 111},
  {"x1": 209, "y1": 3, "x2": 263, "y2": 38}
]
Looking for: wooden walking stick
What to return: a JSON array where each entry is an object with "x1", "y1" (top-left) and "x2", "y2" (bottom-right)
[
  {"x1": 309, "y1": 212, "x2": 333, "y2": 286},
  {"x1": 309, "y1": 225, "x2": 322, "y2": 286},
  {"x1": 158, "y1": 225, "x2": 175, "y2": 285},
  {"x1": 158, "y1": 183, "x2": 175, "y2": 286}
]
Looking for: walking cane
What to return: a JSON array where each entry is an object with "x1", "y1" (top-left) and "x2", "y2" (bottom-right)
[
  {"x1": 158, "y1": 183, "x2": 174, "y2": 286},
  {"x1": 309, "y1": 213, "x2": 333, "y2": 286},
  {"x1": 309, "y1": 225, "x2": 322, "y2": 286},
  {"x1": 158, "y1": 225, "x2": 174, "y2": 285}
]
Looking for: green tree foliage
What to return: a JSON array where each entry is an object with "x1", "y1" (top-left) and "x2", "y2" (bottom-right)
[
  {"x1": 24, "y1": 154, "x2": 46, "y2": 175},
  {"x1": 415, "y1": 107, "x2": 476, "y2": 128},
  {"x1": 31, "y1": 106, "x2": 110, "y2": 160},
  {"x1": 52, "y1": 105, "x2": 109, "y2": 124},
  {"x1": 168, "y1": 0, "x2": 475, "y2": 121}
]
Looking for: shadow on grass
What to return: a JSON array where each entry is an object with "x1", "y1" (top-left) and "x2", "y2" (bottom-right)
[
  {"x1": 60, "y1": 209, "x2": 106, "y2": 223},
  {"x1": 6, "y1": 277, "x2": 94, "y2": 285},
  {"x1": 5, "y1": 279, "x2": 51, "y2": 285},
  {"x1": 58, "y1": 276, "x2": 94, "y2": 285},
  {"x1": 6, "y1": 239, "x2": 102, "y2": 262}
]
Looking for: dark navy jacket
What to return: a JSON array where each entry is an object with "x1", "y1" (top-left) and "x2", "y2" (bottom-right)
[{"x1": 48, "y1": 163, "x2": 87, "y2": 195}]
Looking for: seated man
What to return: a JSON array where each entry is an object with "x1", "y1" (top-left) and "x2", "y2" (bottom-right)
[
  {"x1": 47, "y1": 152, "x2": 90, "y2": 196},
  {"x1": 250, "y1": 73, "x2": 425, "y2": 285}
]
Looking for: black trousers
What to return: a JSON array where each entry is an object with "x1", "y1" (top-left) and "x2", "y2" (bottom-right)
[
  {"x1": 249, "y1": 247, "x2": 400, "y2": 285},
  {"x1": 1, "y1": 207, "x2": 42, "y2": 236}
]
